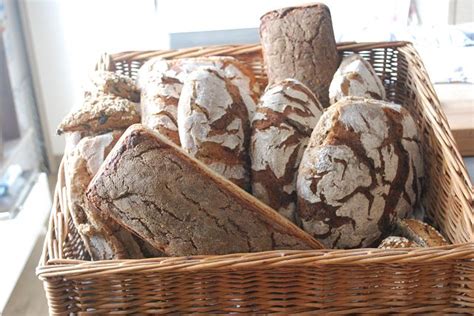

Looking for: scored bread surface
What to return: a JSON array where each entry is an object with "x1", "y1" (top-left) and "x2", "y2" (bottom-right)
[
  {"x1": 297, "y1": 97, "x2": 424, "y2": 248},
  {"x1": 178, "y1": 68, "x2": 250, "y2": 189},
  {"x1": 139, "y1": 56, "x2": 258, "y2": 145},
  {"x1": 251, "y1": 79, "x2": 323, "y2": 222}
]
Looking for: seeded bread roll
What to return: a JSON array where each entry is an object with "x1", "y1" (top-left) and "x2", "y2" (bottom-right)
[
  {"x1": 84, "y1": 71, "x2": 140, "y2": 102},
  {"x1": 329, "y1": 54, "x2": 386, "y2": 104},
  {"x1": 57, "y1": 94, "x2": 140, "y2": 135},
  {"x1": 251, "y1": 79, "x2": 323, "y2": 222},
  {"x1": 297, "y1": 97, "x2": 424, "y2": 249},
  {"x1": 178, "y1": 68, "x2": 251, "y2": 189},
  {"x1": 64, "y1": 131, "x2": 144, "y2": 260},
  {"x1": 396, "y1": 219, "x2": 448, "y2": 247},
  {"x1": 86, "y1": 125, "x2": 323, "y2": 257},
  {"x1": 378, "y1": 236, "x2": 419, "y2": 249},
  {"x1": 260, "y1": 3, "x2": 339, "y2": 107},
  {"x1": 139, "y1": 57, "x2": 258, "y2": 145}
]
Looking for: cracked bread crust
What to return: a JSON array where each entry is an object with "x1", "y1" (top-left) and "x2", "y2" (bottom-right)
[
  {"x1": 84, "y1": 71, "x2": 140, "y2": 102},
  {"x1": 260, "y1": 3, "x2": 338, "y2": 107},
  {"x1": 86, "y1": 124, "x2": 323, "y2": 256},
  {"x1": 64, "y1": 131, "x2": 144, "y2": 260},
  {"x1": 329, "y1": 54, "x2": 386, "y2": 104},
  {"x1": 297, "y1": 97, "x2": 424, "y2": 249},
  {"x1": 139, "y1": 57, "x2": 258, "y2": 145},
  {"x1": 57, "y1": 94, "x2": 140, "y2": 135},
  {"x1": 178, "y1": 68, "x2": 251, "y2": 190},
  {"x1": 251, "y1": 79, "x2": 323, "y2": 222}
]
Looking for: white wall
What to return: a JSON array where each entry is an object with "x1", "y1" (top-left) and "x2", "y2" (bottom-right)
[{"x1": 21, "y1": 0, "x2": 157, "y2": 160}]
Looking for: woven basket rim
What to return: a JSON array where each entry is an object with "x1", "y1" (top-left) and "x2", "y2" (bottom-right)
[{"x1": 37, "y1": 242, "x2": 474, "y2": 280}]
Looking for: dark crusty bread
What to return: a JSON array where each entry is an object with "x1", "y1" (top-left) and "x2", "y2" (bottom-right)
[
  {"x1": 250, "y1": 79, "x2": 323, "y2": 222},
  {"x1": 86, "y1": 124, "x2": 323, "y2": 256},
  {"x1": 178, "y1": 68, "x2": 251, "y2": 190},
  {"x1": 64, "y1": 131, "x2": 144, "y2": 260},
  {"x1": 395, "y1": 219, "x2": 448, "y2": 247},
  {"x1": 138, "y1": 56, "x2": 258, "y2": 144},
  {"x1": 260, "y1": 3, "x2": 339, "y2": 107},
  {"x1": 297, "y1": 97, "x2": 424, "y2": 249},
  {"x1": 329, "y1": 54, "x2": 386, "y2": 104}
]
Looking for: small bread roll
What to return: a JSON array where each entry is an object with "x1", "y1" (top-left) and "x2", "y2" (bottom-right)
[{"x1": 378, "y1": 236, "x2": 419, "y2": 249}]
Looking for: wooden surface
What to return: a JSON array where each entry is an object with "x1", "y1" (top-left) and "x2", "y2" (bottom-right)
[{"x1": 435, "y1": 83, "x2": 474, "y2": 156}]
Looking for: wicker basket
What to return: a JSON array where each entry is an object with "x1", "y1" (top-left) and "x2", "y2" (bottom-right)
[{"x1": 37, "y1": 41, "x2": 474, "y2": 314}]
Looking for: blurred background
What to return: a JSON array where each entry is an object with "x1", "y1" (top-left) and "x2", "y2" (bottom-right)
[{"x1": 0, "y1": 0, "x2": 472, "y2": 315}]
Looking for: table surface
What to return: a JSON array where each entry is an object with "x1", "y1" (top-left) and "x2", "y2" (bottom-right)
[{"x1": 435, "y1": 83, "x2": 474, "y2": 156}]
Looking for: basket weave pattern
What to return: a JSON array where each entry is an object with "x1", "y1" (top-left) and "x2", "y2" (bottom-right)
[{"x1": 37, "y1": 42, "x2": 474, "y2": 314}]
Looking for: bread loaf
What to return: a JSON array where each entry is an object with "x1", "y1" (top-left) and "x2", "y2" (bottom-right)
[
  {"x1": 57, "y1": 94, "x2": 140, "y2": 135},
  {"x1": 395, "y1": 219, "x2": 448, "y2": 247},
  {"x1": 139, "y1": 57, "x2": 258, "y2": 145},
  {"x1": 378, "y1": 236, "x2": 419, "y2": 249},
  {"x1": 250, "y1": 79, "x2": 323, "y2": 222},
  {"x1": 86, "y1": 125, "x2": 323, "y2": 256},
  {"x1": 64, "y1": 131, "x2": 144, "y2": 260},
  {"x1": 178, "y1": 68, "x2": 250, "y2": 189},
  {"x1": 260, "y1": 3, "x2": 339, "y2": 106},
  {"x1": 329, "y1": 54, "x2": 386, "y2": 104},
  {"x1": 297, "y1": 97, "x2": 424, "y2": 248},
  {"x1": 84, "y1": 71, "x2": 140, "y2": 102}
]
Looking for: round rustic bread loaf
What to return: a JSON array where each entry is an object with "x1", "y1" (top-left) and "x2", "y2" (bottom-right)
[
  {"x1": 329, "y1": 54, "x2": 386, "y2": 104},
  {"x1": 296, "y1": 97, "x2": 424, "y2": 248},
  {"x1": 138, "y1": 57, "x2": 258, "y2": 146},
  {"x1": 260, "y1": 3, "x2": 339, "y2": 107},
  {"x1": 178, "y1": 68, "x2": 251, "y2": 190},
  {"x1": 251, "y1": 79, "x2": 323, "y2": 222}
]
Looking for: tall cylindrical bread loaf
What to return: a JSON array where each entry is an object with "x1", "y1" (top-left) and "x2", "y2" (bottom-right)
[
  {"x1": 178, "y1": 68, "x2": 251, "y2": 190},
  {"x1": 296, "y1": 97, "x2": 424, "y2": 249},
  {"x1": 260, "y1": 3, "x2": 339, "y2": 107},
  {"x1": 251, "y1": 79, "x2": 323, "y2": 222}
]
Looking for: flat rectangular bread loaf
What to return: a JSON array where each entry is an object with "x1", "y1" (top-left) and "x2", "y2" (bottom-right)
[
  {"x1": 87, "y1": 124, "x2": 323, "y2": 256},
  {"x1": 64, "y1": 131, "x2": 145, "y2": 260}
]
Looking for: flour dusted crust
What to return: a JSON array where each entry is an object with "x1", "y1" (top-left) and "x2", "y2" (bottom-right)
[
  {"x1": 329, "y1": 54, "x2": 386, "y2": 104},
  {"x1": 64, "y1": 131, "x2": 144, "y2": 260},
  {"x1": 86, "y1": 125, "x2": 322, "y2": 257},
  {"x1": 260, "y1": 3, "x2": 338, "y2": 107},
  {"x1": 84, "y1": 71, "x2": 140, "y2": 102},
  {"x1": 378, "y1": 236, "x2": 419, "y2": 249},
  {"x1": 138, "y1": 57, "x2": 258, "y2": 144},
  {"x1": 57, "y1": 94, "x2": 140, "y2": 134},
  {"x1": 396, "y1": 219, "x2": 448, "y2": 247},
  {"x1": 251, "y1": 79, "x2": 323, "y2": 222},
  {"x1": 297, "y1": 97, "x2": 424, "y2": 249},
  {"x1": 177, "y1": 68, "x2": 250, "y2": 189}
]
